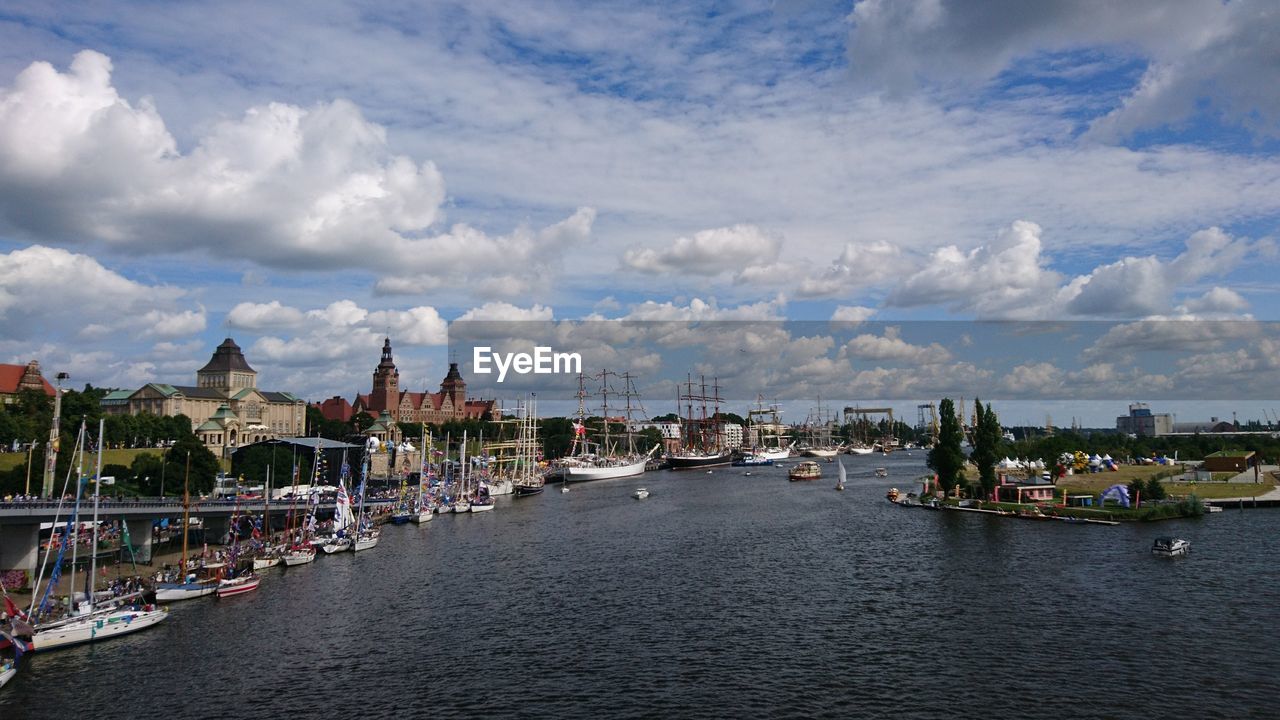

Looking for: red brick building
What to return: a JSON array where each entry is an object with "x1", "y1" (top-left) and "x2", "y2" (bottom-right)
[
  {"x1": 0, "y1": 360, "x2": 55, "y2": 404},
  {"x1": 315, "y1": 338, "x2": 496, "y2": 425}
]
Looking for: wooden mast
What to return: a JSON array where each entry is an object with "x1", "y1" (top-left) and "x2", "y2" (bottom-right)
[{"x1": 181, "y1": 451, "x2": 191, "y2": 572}]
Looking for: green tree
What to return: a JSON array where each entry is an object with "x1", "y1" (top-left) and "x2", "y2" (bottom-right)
[
  {"x1": 167, "y1": 434, "x2": 221, "y2": 495},
  {"x1": 1144, "y1": 476, "x2": 1167, "y2": 502},
  {"x1": 928, "y1": 398, "x2": 966, "y2": 493},
  {"x1": 969, "y1": 399, "x2": 1002, "y2": 499},
  {"x1": 638, "y1": 426, "x2": 665, "y2": 453}
]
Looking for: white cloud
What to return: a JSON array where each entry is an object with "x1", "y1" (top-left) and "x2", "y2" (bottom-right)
[
  {"x1": 843, "y1": 327, "x2": 952, "y2": 365},
  {"x1": 887, "y1": 223, "x2": 1262, "y2": 320},
  {"x1": 1177, "y1": 287, "x2": 1250, "y2": 315},
  {"x1": 0, "y1": 244, "x2": 201, "y2": 340},
  {"x1": 847, "y1": 0, "x2": 1280, "y2": 138},
  {"x1": 798, "y1": 241, "x2": 902, "y2": 298},
  {"x1": 1061, "y1": 228, "x2": 1253, "y2": 318},
  {"x1": 0, "y1": 51, "x2": 593, "y2": 296},
  {"x1": 455, "y1": 302, "x2": 555, "y2": 323},
  {"x1": 888, "y1": 220, "x2": 1059, "y2": 318},
  {"x1": 623, "y1": 224, "x2": 781, "y2": 276},
  {"x1": 830, "y1": 305, "x2": 876, "y2": 324},
  {"x1": 226, "y1": 301, "x2": 306, "y2": 330}
]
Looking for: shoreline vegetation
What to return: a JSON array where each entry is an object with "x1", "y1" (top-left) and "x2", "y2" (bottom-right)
[{"x1": 912, "y1": 465, "x2": 1278, "y2": 521}]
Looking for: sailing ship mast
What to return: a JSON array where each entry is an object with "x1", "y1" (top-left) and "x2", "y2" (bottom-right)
[
  {"x1": 87, "y1": 418, "x2": 104, "y2": 610},
  {"x1": 180, "y1": 452, "x2": 191, "y2": 573}
]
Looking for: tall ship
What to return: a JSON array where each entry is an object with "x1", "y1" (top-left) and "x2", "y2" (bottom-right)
[
  {"x1": 487, "y1": 396, "x2": 547, "y2": 496},
  {"x1": 556, "y1": 371, "x2": 657, "y2": 482},
  {"x1": 745, "y1": 396, "x2": 793, "y2": 461},
  {"x1": 799, "y1": 398, "x2": 843, "y2": 458},
  {"x1": 667, "y1": 374, "x2": 733, "y2": 469}
]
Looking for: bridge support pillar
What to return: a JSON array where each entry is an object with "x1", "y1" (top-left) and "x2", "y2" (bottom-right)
[
  {"x1": 202, "y1": 515, "x2": 230, "y2": 544},
  {"x1": 124, "y1": 518, "x2": 154, "y2": 564},
  {"x1": 0, "y1": 523, "x2": 40, "y2": 590}
]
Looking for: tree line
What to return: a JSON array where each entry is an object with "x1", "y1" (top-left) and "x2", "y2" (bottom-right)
[{"x1": 0, "y1": 386, "x2": 220, "y2": 497}]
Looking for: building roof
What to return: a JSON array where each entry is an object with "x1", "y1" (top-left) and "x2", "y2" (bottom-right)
[
  {"x1": 1205, "y1": 450, "x2": 1254, "y2": 458},
  {"x1": 239, "y1": 436, "x2": 362, "y2": 451},
  {"x1": 262, "y1": 391, "x2": 303, "y2": 403},
  {"x1": 198, "y1": 338, "x2": 256, "y2": 375},
  {"x1": 171, "y1": 385, "x2": 227, "y2": 400},
  {"x1": 316, "y1": 396, "x2": 355, "y2": 423},
  {"x1": 0, "y1": 362, "x2": 55, "y2": 396},
  {"x1": 102, "y1": 389, "x2": 134, "y2": 401},
  {"x1": 442, "y1": 361, "x2": 464, "y2": 384}
]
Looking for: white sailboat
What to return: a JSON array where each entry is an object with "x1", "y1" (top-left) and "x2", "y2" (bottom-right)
[
  {"x1": 558, "y1": 371, "x2": 656, "y2": 480},
  {"x1": 412, "y1": 430, "x2": 435, "y2": 522},
  {"x1": 746, "y1": 397, "x2": 793, "y2": 460},
  {"x1": 20, "y1": 421, "x2": 167, "y2": 651},
  {"x1": 351, "y1": 453, "x2": 380, "y2": 551},
  {"x1": 836, "y1": 459, "x2": 847, "y2": 491},
  {"x1": 321, "y1": 456, "x2": 357, "y2": 549}
]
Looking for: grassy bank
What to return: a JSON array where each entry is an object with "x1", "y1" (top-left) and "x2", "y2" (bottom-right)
[{"x1": 0, "y1": 448, "x2": 165, "y2": 473}]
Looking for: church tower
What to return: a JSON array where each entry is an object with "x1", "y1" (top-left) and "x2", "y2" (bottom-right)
[
  {"x1": 372, "y1": 338, "x2": 400, "y2": 413},
  {"x1": 440, "y1": 362, "x2": 465, "y2": 417}
]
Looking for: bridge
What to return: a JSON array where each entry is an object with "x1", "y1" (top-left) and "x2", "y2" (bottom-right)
[{"x1": 0, "y1": 496, "x2": 396, "y2": 581}]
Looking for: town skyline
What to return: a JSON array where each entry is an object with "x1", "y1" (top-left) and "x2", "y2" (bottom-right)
[{"x1": 1, "y1": 2, "x2": 1277, "y2": 427}]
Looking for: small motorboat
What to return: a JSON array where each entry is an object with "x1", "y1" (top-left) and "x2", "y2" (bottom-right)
[
  {"x1": 875, "y1": 467, "x2": 889, "y2": 478},
  {"x1": 886, "y1": 487, "x2": 900, "y2": 503},
  {"x1": 633, "y1": 488, "x2": 650, "y2": 499},
  {"x1": 1152, "y1": 537, "x2": 1190, "y2": 557},
  {"x1": 0, "y1": 656, "x2": 16, "y2": 689}
]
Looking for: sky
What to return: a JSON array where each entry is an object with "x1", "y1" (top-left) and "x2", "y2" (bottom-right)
[{"x1": 1, "y1": 1, "x2": 1278, "y2": 427}]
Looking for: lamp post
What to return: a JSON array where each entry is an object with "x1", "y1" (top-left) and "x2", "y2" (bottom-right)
[{"x1": 42, "y1": 371, "x2": 69, "y2": 497}]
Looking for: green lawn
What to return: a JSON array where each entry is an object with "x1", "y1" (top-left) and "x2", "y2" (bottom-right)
[{"x1": 0, "y1": 447, "x2": 164, "y2": 473}]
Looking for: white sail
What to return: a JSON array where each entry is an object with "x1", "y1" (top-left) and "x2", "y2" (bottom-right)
[{"x1": 838, "y1": 459, "x2": 847, "y2": 486}]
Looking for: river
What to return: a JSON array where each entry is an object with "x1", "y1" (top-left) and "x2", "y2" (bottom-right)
[{"x1": 3, "y1": 452, "x2": 1276, "y2": 718}]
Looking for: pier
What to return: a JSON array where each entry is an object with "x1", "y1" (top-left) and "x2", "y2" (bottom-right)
[{"x1": 0, "y1": 497, "x2": 394, "y2": 576}]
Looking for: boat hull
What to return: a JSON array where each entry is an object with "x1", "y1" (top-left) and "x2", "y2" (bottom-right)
[
  {"x1": 667, "y1": 452, "x2": 734, "y2": 470},
  {"x1": 252, "y1": 557, "x2": 281, "y2": 571},
  {"x1": 154, "y1": 582, "x2": 218, "y2": 602},
  {"x1": 216, "y1": 576, "x2": 261, "y2": 598},
  {"x1": 30, "y1": 608, "x2": 167, "y2": 652},
  {"x1": 470, "y1": 502, "x2": 495, "y2": 512},
  {"x1": 802, "y1": 448, "x2": 840, "y2": 458},
  {"x1": 561, "y1": 458, "x2": 648, "y2": 482},
  {"x1": 0, "y1": 664, "x2": 14, "y2": 688},
  {"x1": 412, "y1": 511, "x2": 434, "y2": 523},
  {"x1": 281, "y1": 550, "x2": 316, "y2": 566},
  {"x1": 514, "y1": 484, "x2": 545, "y2": 496},
  {"x1": 320, "y1": 539, "x2": 352, "y2": 553},
  {"x1": 390, "y1": 514, "x2": 412, "y2": 525}
]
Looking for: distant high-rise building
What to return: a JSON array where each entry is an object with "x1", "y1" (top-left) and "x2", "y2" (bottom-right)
[{"x1": 1116, "y1": 402, "x2": 1173, "y2": 437}]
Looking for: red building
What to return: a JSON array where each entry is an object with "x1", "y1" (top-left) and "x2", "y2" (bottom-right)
[
  {"x1": 0, "y1": 360, "x2": 55, "y2": 404},
  {"x1": 315, "y1": 338, "x2": 495, "y2": 425}
]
